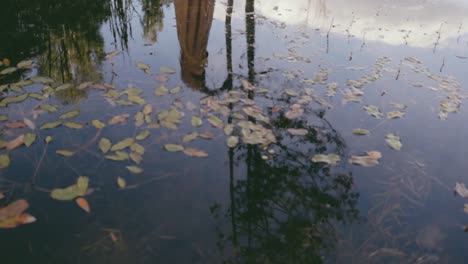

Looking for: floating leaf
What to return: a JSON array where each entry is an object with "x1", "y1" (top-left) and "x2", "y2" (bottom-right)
[
  {"x1": 0, "y1": 154, "x2": 10, "y2": 169},
  {"x1": 182, "y1": 132, "x2": 198, "y2": 143},
  {"x1": 208, "y1": 115, "x2": 223, "y2": 128},
  {"x1": 92, "y1": 120, "x2": 106, "y2": 129},
  {"x1": 311, "y1": 154, "x2": 340, "y2": 165},
  {"x1": 39, "y1": 104, "x2": 58, "y2": 113},
  {"x1": 0, "y1": 115, "x2": 8, "y2": 121},
  {"x1": 130, "y1": 152, "x2": 142, "y2": 164},
  {"x1": 134, "y1": 112, "x2": 144, "y2": 127},
  {"x1": 45, "y1": 136, "x2": 53, "y2": 144},
  {"x1": 28, "y1": 93, "x2": 45, "y2": 100},
  {"x1": 155, "y1": 86, "x2": 168, "y2": 96},
  {"x1": 56, "y1": 150, "x2": 75, "y2": 157},
  {"x1": 40, "y1": 121, "x2": 61, "y2": 130},
  {"x1": 117, "y1": 177, "x2": 126, "y2": 189},
  {"x1": 170, "y1": 86, "x2": 181, "y2": 94},
  {"x1": 63, "y1": 122, "x2": 83, "y2": 129},
  {"x1": 385, "y1": 134, "x2": 402, "y2": 150},
  {"x1": 285, "y1": 105, "x2": 303, "y2": 120},
  {"x1": 0, "y1": 200, "x2": 29, "y2": 221},
  {"x1": 199, "y1": 132, "x2": 216, "y2": 139},
  {"x1": 136, "y1": 62, "x2": 152, "y2": 74},
  {"x1": 76, "y1": 198, "x2": 90, "y2": 213},
  {"x1": 160, "y1": 66, "x2": 176, "y2": 74},
  {"x1": 108, "y1": 114, "x2": 129, "y2": 125},
  {"x1": 126, "y1": 166, "x2": 143, "y2": 174},
  {"x1": 24, "y1": 133, "x2": 36, "y2": 147},
  {"x1": 99, "y1": 138, "x2": 111, "y2": 153},
  {"x1": 6, "y1": 135, "x2": 25, "y2": 150},
  {"x1": 17, "y1": 60, "x2": 33, "y2": 69},
  {"x1": 23, "y1": 118, "x2": 35, "y2": 130},
  {"x1": 352, "y1": 129, "x2": 369, "y2": 135},
  {"x1": 164, "y1": 144, "x2": 184, "y2": 152},
  {"x1": 227, "y1": 136, "x2": 239, "y2": 148},
  {"x1": 287, "y1": 128, "x2": 308, "y2": 136},
  {"x1": 143, "y1": 104, "x2": 153, "y2": 115},
  {"x1": 30, "y1": 76, "x2": 53, "y2": 84},
  {"x1": 155, "y1": 74, "x2": 169, "y2": 83},
  {"x1": 191, "y1": 116, "x2": 202, "y2": 127},
  {"x1": 105, "y1": 151, "x2": 129, "y2": 161},
  {"x1": 242, "y1": 80, "x2": 254, "y2": 90},
  {"x1": 55, "y1": 83, "x2": 72, "y2": 91},
  {"x1": 364, "y1": 105, "x2": 384, "y2": 119},
  {"x1": 115, "y1": 100, "x2": 133, "y2": 106},
  {"x1": 349, "y1": 151, "x2": 382, "y2": 167},
  {"x1": 59, "y1": 110, "x2": 80, "y2": 120},
  {"x1": 387, "y1": 111, "x2": 405, "y2": 119},
  {"x1": 183, "y1": 148, "x2": 208, "y2": 158},
  {"x1": 455, "y1": 183, "x2": 468, "y2": 198},
  {"x1": 0, "y1": 67, "x2": 17, "y2": 75},
  {"x1": 136, "y1": 130, "x2": 150, "y2": 140},
  {"x1": 0, "y1": 213, "x2": 36, "y2": 229},
  {"x1": 128, "y1": 95, "x2": 145, "y2": 105},
  {"x1": 111, "y1": 138, "x2": 134, "y2": 151},
  {"x1": 50, "y1": 176, "x2": 89, "y2": 201},
  {"x1": 0, "y1": 93, "x2": 29, "y2": 106}
]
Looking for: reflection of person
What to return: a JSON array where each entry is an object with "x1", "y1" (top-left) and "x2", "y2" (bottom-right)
[{"x1": 174, "y1": 0, "x2": 215, "y2": 90}]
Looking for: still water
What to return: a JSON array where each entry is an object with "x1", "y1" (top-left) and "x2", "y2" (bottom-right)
[{"x1": 1, "y1": 0, "x2": 468, "y2": 263}]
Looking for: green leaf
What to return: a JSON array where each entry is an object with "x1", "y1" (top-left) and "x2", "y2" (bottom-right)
[
  {"x1": 352, "y1": 129, "x2": 369, "y2": 135},
  {"x1": 59, "y1": 110, "x2": 80, "y2": 120},
  {"x1": 117, "y1": 177, "x2": 126, "y2": 189},
  {"x1": 55, "y1": 83, "x2": 72, "y2": 91},
  {"x1": 385, "y1": 133, "x2": 402, "y2": 150},
  {"x1": 387, "y1": 111, "x2": 405, "y2": 119},
  {"x1": 128, "y1": 95, "x2": 145, "y2": 105},
  {"x1": 126, "y1": 166, "x2": 143, "y2": 174},
  {"x1": 0, "y1": 93, "x2": 29, "y2": 106},
  {"x1": 191, "y1": 116, "x2": 202, "y2": 127},
  {"x1": 136, "y1": 62, "x2": 151, "y2": 74},
  {"x1": 63, "y1": 122, "x2": 83, "y2": 129},
  {"x1": 111, "y1": 138, "x2": 134, "y2": 151},
  {"x1": 311, "y1": 154, "x2": 341, "y2": 165},
  {"x1": 99, "y1": 138, "x2": 111, "y2": 153},
  {"x1": 207, "y1": 115, "x2": 223, "y2": 128},
  {"x1": 39, "y1": 104, "x2": 58, "y2": 113},
  {"x1": 105, "y1": 151, "x2": 129, "y2": 161},
  {"x1": 164, "y1": 144, "x2": 184, "y2": 152},
  {"x1": 24, "y1": 133, "x2": 36, "y2": 147},
  {"x1": 45, "y1": 136, "x2": 53, "y2": 144},
  {"x1": 0, "y1": 154, "x2": 10, "y2": 169},
  {"x1": 130, "y1": 152, "x2": 142, "y2": 164},
  {"x1": 40, "y1": 121, "x2": 61, "y2": 130},
  {"x1": 30, "y1": 76, "x2": 53, "y2": 84},
  {"x1": 134, "y1": 112, "x2": 144, "y2": 127},
  {"x1": 28, "y1": 93, "x2": 46, "y2": 100},
  {"x1": 130, "y1": 143, "x2": 145, "y2": 155},
  {"x1": 160, "y1": 66, "x2": 176, "y2": 74},
  {"x1": 92, "y1": 120, "x2": 106, "y2": 129},
  {"x1": 155, "y1": 86, "x2": 168, "y2": 96},
  {"x1": 50, "y1": 176, "x2": 89, "y2": 201},
  {"x1": 56, "y1": 150, "x2": 75, "y2": 157},
  {"x1": 136, "y1": 130, "x2": 150, "y2": 140},
  {"x1": 0, "y1": 67, "x2": 17, "y2": 75},
  {"x1": 182, "y1": 132, "x2": 198, "y2": 143}
]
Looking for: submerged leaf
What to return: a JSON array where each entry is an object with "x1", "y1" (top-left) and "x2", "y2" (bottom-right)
[
  {"x1": 311, "y1": 154, "x2": 341, "y2": 165},
  {"x1": 385, "y1": 134, "x2": 402, "y2": 150}
]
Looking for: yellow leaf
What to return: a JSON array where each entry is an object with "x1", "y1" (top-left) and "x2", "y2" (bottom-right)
[
  {"x1": 117, "y1": 177, "x2": 126, "y2": 189},
  {"x1": 56, "y1": 150, "x2": 75, "y2": 157}
]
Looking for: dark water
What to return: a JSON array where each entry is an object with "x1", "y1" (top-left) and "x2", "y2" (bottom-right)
[{"x1": 1, "y1": 0, "x2": 468, "y2": 263}]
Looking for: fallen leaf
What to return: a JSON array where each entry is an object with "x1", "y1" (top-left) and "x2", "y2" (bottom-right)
[
  {"x1": 117, "y1": 177, "x2": 126, "y2": 189},
  {"x1": 126, "y1": 166, "x2": 143, "y2": 174},
  {"x1": 349, "y1": 151, "x2": 382, "y2": 167},
  {"x1": 183, "y1": 148, "x2": 208, "y2": 158},
  {"x1": 311, "y1": 154, "x2": 340, "y2": 165},
  {"x1": 111, "y1": 138, "x2": 134, "y2": 151},
  {"x1": 160, "y1": 66, "x2": 176, "y2": 74},
  {"x1": 352, "y1": 129, "x2": 369, "y2": 135},
  {"x1": 136, "y1": 62, "x2": 152, "y2": 74},
  {"x1": 131, "y1": 143, "x2": 145, "y2": 155},
  {"x1": 129, "y1": 152, "x2": 142, "y2": 164},
  {"x1": 155, "y1": 74, "x2": 169, "y2": 83},
  {"x1": 0, "y1": 199, "x2": 28, "y2": 221},
  {"x1": 170, "y1": 86, "x2": 181, "y2": 94},
  {"x1": 182, "y1": 132, "x2": 198, "y2": 143},
  {"x1": 24, "y1": 133, "x2": 36, "y2": 147},
  {"x1": 387, "y1": 111, "x2": 405, "y2": 119},
  {"x1": 364, "y1": 105, "x2": 384, "y2": 119},
  {"x1": 164, "y1": 144, "x2": 184, "y2": 152},
  {"x1": 56, "y1": 150, "x2": 75, "y2": 157},
  {"x1": 17, "y1": 60, "x2": 33, "y2": 69},
  {"x1": 63, "y1": 122, "x2": 83, "y2": 129},
  {"x1": 0, "y1": 213, "x2": 36, "y2": 228},
  {"x1": 76, "y1": 197, "x2": 90, "y2": 213},
  {"x1": 6, "y1": 134, "x2": 25, "y2": 150},
  {"x1": 227, "y1": 136, "x2": 239, "y2": 148},
  {"x1": 287, "y1": 128, "x2": 308, "y2": 136},
  {"x1": 99, "y1": 138, "x2": 111, "y2": 153},
  {"x1": 128, "y1": 95, "x2": 145, "y2": 105},
  {"x1": 105, "y1": 151, "x2": 129, "y2": 161},
  {"x1": 0, "y1": 154, "x2": 10, "y2": 169},
  {"x1": 134, "y1": 112, "x2": 144, "y2": 127},
  {"x1": 455, "y1": 183, "x2": 468, "y2": 198},
  {"x1": 59, "y1": 110, "x2": 80, "y2": 120},
  {"x1": 5, "y1": 121, "x2": 26, "y2": 129},
  {"x1": 155, "y1": 86, "x2": 168, "y2": 96},
  {"x1": 50, "y1": 176, "x2": 89, "y2": 201},
  {"x1": 23, "y1": 118, "x2": 35, "y2": 130},
  {"x1": 199, "y1": 132, "x2": 216, "y2": 139},
  {"x1": 208, "y1": 115, "x2": 224, "y2": 128},
  {"x1": 191, "y1": 116, "x2": 202, "y2": 127},
  {"x1": 39, "y1": 104, "x2": 58, "y2": 113},
  {"x1": 143, "y1": 104, "x2": 153, "y2": 115},
  {"x1": 136, "y1": 130, "x2": 150, "y2": 140},
  {"x1": 385, "y1": 134, "x2": 402, "y2": 150},
  {"x1": 45, "y1": 136, "x2": 53, "y2": 144},
  {"x1": 40, "y1": 121, "x2": 61, "y2": 130},
  {"x1": 242, "y1": 80, "x2": 254, "y2": 90},
  {"x1": 92, "y1": 120, "x2": 106, "y2": 129},
  {"x1": 108, "y1": 114, "x2": 129, "y2": 125}
]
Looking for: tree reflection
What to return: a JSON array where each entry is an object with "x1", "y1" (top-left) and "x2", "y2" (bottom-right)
[
  {"x1": 212, "y1": 1, "x2": 358, "y2": 263},
  {"x1": 174, "y1": 0, "x2": 215, "y2": 91}
]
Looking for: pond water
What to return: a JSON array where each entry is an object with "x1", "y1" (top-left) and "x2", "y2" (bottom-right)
[{"x1": 1, "y1": 0, "x2": 468, "y2": 263}]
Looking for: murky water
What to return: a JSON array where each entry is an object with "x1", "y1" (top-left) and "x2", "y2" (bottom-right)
[{"x1": 1, "y1": 0, "x2": 468, "y2": 263}]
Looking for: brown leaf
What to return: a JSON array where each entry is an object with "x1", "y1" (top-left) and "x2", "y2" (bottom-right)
[
  {"x1": 76, "y1": 197, "x2": 90, "y2": 213},
  {"x1": 0, "y1": 199, "x2": 29, "y2": 221},
  {"x1": 5, "y1": 121, "x2": 26, "y2": 129},
  {"x1": 6, "y1": 134, "x2": 25, "y2": 150},
  {"x1": 183, "y1": 148, "x2": 208, "y2": 158}
]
